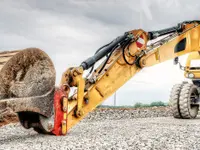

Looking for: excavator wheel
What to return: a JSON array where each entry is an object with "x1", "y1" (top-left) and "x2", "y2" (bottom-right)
[
  {"x1": 179, "y1": 83, "x2": 199, "y2": 119},
  {"x1": 0, "y1": 48, "x2": 56, "y2": 133},
  {"x1": 170, "y1": 84, "x2": 183, "y2": 118}
]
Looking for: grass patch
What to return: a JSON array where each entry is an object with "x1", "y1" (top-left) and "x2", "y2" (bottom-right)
[{"x1": 98, "y1": 101, "x2": 168, "y2": 109}]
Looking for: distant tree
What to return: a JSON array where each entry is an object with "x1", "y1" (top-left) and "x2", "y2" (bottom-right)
[
  {"x1": 134, "y1": 102, "x2": 143, "y2": 108},
  {"x1": 150, "y1": 101, "x2": 166, "y2": 107},
  {"x1": 133, "y1": 101, "x2": 167, "y2": 108},
  {"x1": 134, "y1": 102, "x2": 150, "y2": 108},
  {"x1": 142, "y1": 104, "x2": 151, "y2": 107}
]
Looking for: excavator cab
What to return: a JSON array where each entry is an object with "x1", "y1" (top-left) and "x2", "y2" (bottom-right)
[{"x1": 185, "y1": 52, "x2": 200, "y2": 80}]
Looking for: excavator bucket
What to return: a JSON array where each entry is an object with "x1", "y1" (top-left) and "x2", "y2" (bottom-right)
[{"x1": 0, "y1": 48, "x2": 56, "y2": 133}]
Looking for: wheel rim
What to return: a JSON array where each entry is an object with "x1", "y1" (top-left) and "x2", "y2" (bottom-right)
[{"x1": 189, "y1": 88, "x2": 199, "y2": 117}]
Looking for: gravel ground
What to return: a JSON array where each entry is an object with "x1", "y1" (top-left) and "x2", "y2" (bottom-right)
[
  {"x1": 1, "y1": 115, "x2": 200, "y2": 150},
  {"x1": 85, "y1": 107, "x2": 172, "y2": 121}
]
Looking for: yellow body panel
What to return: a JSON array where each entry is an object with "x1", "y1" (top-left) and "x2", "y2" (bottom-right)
[
  {"x1": 140, "y1": 25, "x2": 200, "y2": 67},
  {"x1": 66, "y1": 52, "x2": 142, "y2": 130},
  {"x1": 184, "y1": 52, "x2": 200, "y2": 79}
]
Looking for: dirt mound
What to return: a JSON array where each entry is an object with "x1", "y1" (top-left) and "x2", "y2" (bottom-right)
[{"x1": 0, "y1": 108, "x2": 18, "y2": 127}]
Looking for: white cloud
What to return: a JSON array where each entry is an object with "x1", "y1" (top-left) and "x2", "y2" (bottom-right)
[{"x1": 0, "y1": 0, "x2": 199, "y2": 106}]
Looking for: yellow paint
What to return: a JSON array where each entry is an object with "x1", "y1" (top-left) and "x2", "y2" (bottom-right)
[
  {"x1": 141, "y1": 24, "x2": 200, "y2": 67},
  {"x1": 184, "y1": 52, "x2": 200, "y2": 79},
  {"x1": 59, "y1": 23, "x2": 200, "y2": 133}
]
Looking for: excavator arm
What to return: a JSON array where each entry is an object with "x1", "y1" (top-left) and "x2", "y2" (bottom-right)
[
  {"x1": 56, "y1": 20, "x2": 200, "y2": 135},
  {"x1": 1, "y1": 20, "x2": 200, "y2": 135}
]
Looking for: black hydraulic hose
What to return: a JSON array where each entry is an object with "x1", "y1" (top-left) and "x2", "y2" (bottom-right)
[
  {"x1": 81, "y1": 33, "x2": 128, "y2": 70},
  {"x1": 180, "y1": 20, "x2": 200, "y2": 24},
  {"x1": 127, "y1": 41, "x2": 135, "y2": 57},
  {"x1": 98, "y1": 37, "x2": 137, "y2": 73},
  {"x1": 95, "y1": 41, "x2": 113, "y2": 54},
  {"x1": 148, "y1": 26, "x2": 181, "y2": 40},
  {"x1": 148, "y1": 20, "x2": 200, "y2": 40},
  {"x1": 97, "y1": 45, "x2": 118, "y2": 74},
  {"x1": 122, "y1": 38, "x2": 137, "y2": 65},
  {"x1": 88, "y1": 35, "x2": 136, "y2": 76},
  {"x1": 87, "y1": 41, "x2": 113, "y2": 77}
]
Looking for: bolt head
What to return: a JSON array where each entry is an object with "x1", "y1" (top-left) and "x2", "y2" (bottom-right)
[
  {"x1": 76, "y1": 110, "x2": 84, "y2": 117},
  {"x1": 85, "y1": 99, "x2": 89, "y2": 104},
  {"x1": 63, "y1": 107, "x2": 67, "y2": 112}
]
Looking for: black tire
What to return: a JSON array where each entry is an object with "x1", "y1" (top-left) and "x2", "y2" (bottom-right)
[
  {"x1": 179, "y1": 83, "x2": 199, "y2": 119},
  {"x1": 170, "y1": 84, "x2": 183, "y2": 118}
]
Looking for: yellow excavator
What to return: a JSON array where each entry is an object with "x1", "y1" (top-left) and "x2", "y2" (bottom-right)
[{"x1": 0, "y1": 20, "x2": 200, "y2": 135}]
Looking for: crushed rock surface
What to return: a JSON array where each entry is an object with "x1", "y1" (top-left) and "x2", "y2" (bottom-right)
[{"x1": 1, "y1": 107, "x2": 200, "y2": 150}]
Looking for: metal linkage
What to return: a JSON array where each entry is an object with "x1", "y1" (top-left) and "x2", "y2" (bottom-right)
[
  {"x1": 146, "y1": 21, "x2": 200, "y2": 54},
  {"x1": 148, "y1": 20, "x2": 200, "y2": 40},
  {"x1": 51, "y1": 85, "x2": 70, "y2": 135},
  {"x1": 146, "y1": 33, "x2": 178, "y2": 53}
]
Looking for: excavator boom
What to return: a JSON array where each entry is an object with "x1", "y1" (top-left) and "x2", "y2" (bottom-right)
[{"x1": 1, "y1": 20, "x2": 200, "y2": 135}]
